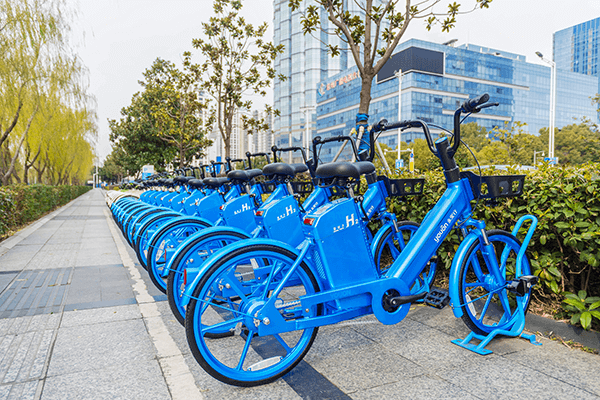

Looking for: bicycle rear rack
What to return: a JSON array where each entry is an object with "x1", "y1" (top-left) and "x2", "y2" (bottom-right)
[{"x1": 451, "y1": 215, "x2": 542, "y2": 355}]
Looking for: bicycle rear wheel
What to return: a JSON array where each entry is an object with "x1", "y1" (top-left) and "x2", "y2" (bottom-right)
[
  {"x1": 185, "y1": 244, "x2": 320, "y2": 387},
  {"x1": 374, "y1": 221, "x2": 437, "y2": 294},
  {"x1": 457, "y1": 229, "x2": 532, "y2": 335}
]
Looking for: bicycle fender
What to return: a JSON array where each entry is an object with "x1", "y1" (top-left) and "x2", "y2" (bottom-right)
[
  {"x1": 182, "y1": 238, "x2": 303, "y2": 307},
  {"x1": 369, "y1": 222, "x2": 394, "y2": 255},
  {"x1": 448, "y1": 231, "x2": 480, "y2": 318}
]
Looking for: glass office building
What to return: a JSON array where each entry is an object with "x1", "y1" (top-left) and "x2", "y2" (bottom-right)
[
  {"x1": 554, "y1": 17, "x2": 600, "y2": 77},
  {"x1": 273, "y1": 0, "x2": 348, "y2": 160},
  {"x1": 273, "y1": 0, "x2": 388, "y2": 161},
  {"x1": 315, "y1": 38, "x2": 599, "y2": 161}
]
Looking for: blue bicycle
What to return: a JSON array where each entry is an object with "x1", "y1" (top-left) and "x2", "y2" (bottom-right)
[
  {"x1": 164, "y1": 142, "x2": 429, "y2": 325},
  {"x1": 182, "y1": 94, "x2": 539, "y2": 386}
]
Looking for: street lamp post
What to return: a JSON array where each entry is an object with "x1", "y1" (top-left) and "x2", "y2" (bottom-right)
[
  {"x1": 395, "y1": 70, "x2": 403, "y2": 162},
  {"x1": 536, "y1": 51, "x2": 556, "y2": 161},
  {"x1": 300, "y1": 106, "x2": 316, "y2": 159}
]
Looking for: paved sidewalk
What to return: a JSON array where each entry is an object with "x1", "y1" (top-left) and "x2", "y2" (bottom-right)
[{"x1": 0, "y1": 188, "x2": 598, "y2": 399}]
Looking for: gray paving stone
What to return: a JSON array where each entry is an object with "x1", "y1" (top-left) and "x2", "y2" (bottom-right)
[
  {"x1": 16, "y1": 231, "x2": 54, "y2": 246},
  {"x1": 0, "y1": 245, "x2": 42, "y2": 272},
  {"x1": 47, "y1": 318, "x2": 155, "y2": 376},
  {"x1": 441, "y1": 355, "x2": 598, "y2": 399},
  {"x1": 25, "y1": 244, "x2": 78, "y2": 270},
  {"x1": 60, "y1": 304, "x2": 141, "y2": 328},
  {"x1": 504, "y1": 340, "x2": 600, "y2": 396},
  {"x1": 181, "y1": 353, "x2": 300, "y2": 400},
  {"x1": 75, "y1": 248, "x2": 122, "y2": 266},
  {"x1": 305, "y1": 324, "x2": 424, "y2": 393},
  {"x1": 42, "y1": 359, "x2": 170, "y2": 400},
  {"x1": 350, "y1": 373, "x2": 479, "y2": 399}
]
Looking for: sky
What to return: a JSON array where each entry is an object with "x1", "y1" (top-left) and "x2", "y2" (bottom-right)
[{"x1": 69, "y1": 0, "x2": 600, "y2": 163}]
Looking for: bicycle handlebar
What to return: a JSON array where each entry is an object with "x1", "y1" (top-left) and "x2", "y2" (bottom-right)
[
  {"x1": 372, "y1": 93, "x2": 497, "y2": 160},
  {"x1": 245, "y1": 152, "x2": 271, "y2": 169},
  {"x1": 271, "y1": 146, "x2": 307, "y2": 164},
  {"x1": 312, "y1": 135, "x2": 359, "y2": 169},
  {"x1": 461, "y1": 93, "x2": 489, "y2": 113}
]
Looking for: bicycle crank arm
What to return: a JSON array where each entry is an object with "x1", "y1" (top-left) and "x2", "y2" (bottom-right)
[{"x1": 386, "y1": 292, "x2": 427, "y2": 308}]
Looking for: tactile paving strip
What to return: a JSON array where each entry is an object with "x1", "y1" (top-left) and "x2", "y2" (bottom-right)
[{"x1": 0, "y1": 268, "x2": 73, "y2": 319}]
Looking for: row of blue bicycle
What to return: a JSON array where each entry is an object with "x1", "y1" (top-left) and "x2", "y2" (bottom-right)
[{"x1": 107, "y1": 94, "x2": 541, "y2": 387}]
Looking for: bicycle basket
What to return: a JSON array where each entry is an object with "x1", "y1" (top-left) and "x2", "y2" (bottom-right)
[
  {"x1": 260, "y1": 182, "x2": 276, "y2": 194},
  {"x1": 290, "y1": 181, "x2": 314, "y2": 194},
  {"x1": 377, "y1": 176, "x2": 425, "y2": 197},
  {"x1": 460, "y1": 171, "x2": 525, "y2": 199}
]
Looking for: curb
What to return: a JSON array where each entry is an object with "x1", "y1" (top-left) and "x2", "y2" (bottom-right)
[{"x1": 527, "y1": 313, "x2": 600, "y2": 351}]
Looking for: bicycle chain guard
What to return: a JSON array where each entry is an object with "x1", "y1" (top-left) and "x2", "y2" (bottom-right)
[{"x1": 371, "y1": 277, "x2": 411, "y2": 325}]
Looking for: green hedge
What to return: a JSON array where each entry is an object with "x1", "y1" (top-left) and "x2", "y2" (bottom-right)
[
  {"x1": 0, "y1": 184, "x2": 92, "y2": 238},
  {"x1": 388, "y1": 163, "x2": 600, "y2": 298}
]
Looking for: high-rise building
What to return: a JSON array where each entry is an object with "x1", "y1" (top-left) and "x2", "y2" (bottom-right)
[
  {"x1": 274, "y1": 1, "x2": 385, "y2": 161},
  {"x1": 314, "y1": 38, "x2": 599, "y2": 162},
  {"x1": 554, "y1": 17, "x2": 600, "y2": 77},
  {"x1": 250, "y1": 109, "x2": 274, "y2": 155}
]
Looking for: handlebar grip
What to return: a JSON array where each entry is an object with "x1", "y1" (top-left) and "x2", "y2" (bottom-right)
[
  {"x1": 382, "y1": 120, "x2": 418, "y2": 131},
  {"x1": 476, "y1": 102, "x2": 499, "y2": 111},
  {"x1": 462, "y1": 93, "x2": 489, "y2": 112}
]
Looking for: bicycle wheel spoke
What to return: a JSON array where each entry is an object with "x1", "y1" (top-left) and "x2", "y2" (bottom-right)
[
  {"x1": 273, "y1": 334, "x2": 292, "y2": 354},
  {"x1": 236, "y1": 331, "x2": 255, "y2": 371},
  {"x1": 201, "y1": 316, "x2": 243, "y2": 335},
  {"x1": 478, "y1": 294, "x2": 493, "y2": 322}
]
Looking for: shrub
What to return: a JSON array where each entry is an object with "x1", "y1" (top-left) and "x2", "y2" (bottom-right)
[
  {"x1": 386, "y1": 163, "x2": 600, "y2": 327},
  {"x1": 0, "y1": 184, "x2": 92, "y2": 239}
]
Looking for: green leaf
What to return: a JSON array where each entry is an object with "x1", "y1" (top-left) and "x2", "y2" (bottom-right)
[
  {"x1": 575, "y1": 221, "x2": 590, "y2": 228},
  {"x1": 563, "y1": 298, "x2": 586, "y2": 311},
  {"x1": 548, "y1": 266, "x2": 561, "y2": 277},
  {"x1": 589, "y1": 300, "x2": 600, "y2": 311},
  {"x1": 549, "y1": 280, "x2": 559, "y2": 294},
  {"x1": 570, "y1": 312, "x2": 581, "y2": 325},
  {"x1": 590, "y1": 310, "x2": 600, "y2": 320},
  {"x1": 580, "y1": 311, "x2": 592, "y2": 330},
  {"x1": 585, "y1": 297, "x2": 600, "y2": 304},
  {"x1": 554, "y1": 222, "x2": 570, "y2": 229},
  {"x1": 578, "y1": 290, "x2": 587, "y2": 300}
]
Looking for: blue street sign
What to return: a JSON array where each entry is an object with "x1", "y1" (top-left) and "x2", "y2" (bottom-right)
[{"x1": 395, "y1": 159, "x2": 404, "y2": 169}]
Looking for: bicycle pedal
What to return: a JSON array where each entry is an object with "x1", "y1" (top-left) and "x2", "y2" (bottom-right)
[
  {"x1": 506, "y1": 275, "x2": 538, "y2": 296},
  {"x1": 424, "y1": 287, "x2": 450, "y2": 309}
]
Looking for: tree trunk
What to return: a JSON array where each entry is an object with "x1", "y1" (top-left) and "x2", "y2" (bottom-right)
[
  {"x1": 358, "y1": 72, "x2": 374, "y2": 115},
  {"x1": 1, "y1": 131, "x2": 27, "y2": 186},
  {"x1": 224, "y1": 136, "x2": 231, "y2": 158}
]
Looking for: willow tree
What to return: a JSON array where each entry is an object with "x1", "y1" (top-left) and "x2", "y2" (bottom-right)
[
  {"x1": 289, "y1": 0, "x2": 492, "y2": 154},
  {"x1": 191, "y1": 0, "x2": 284, "y2": 158},
  {"x1": 0, "y1": 0, "x2": 94, "y2": 185}
]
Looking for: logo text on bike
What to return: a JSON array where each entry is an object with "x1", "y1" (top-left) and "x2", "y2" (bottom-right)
[
  {"x1": 233, "y1": 203, "x2": 251, "y2": 215},
  {"x1": 434, "y1": 209, "x2": 458, "y2": 243},
  {"x1": 333, "y1": 213, "x2": 358, "y2": 233},
  {"x1": 277, "y1": 205, "x2": 296, "y2": 221}
]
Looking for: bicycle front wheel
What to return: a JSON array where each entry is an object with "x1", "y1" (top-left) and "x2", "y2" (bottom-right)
[
  {"x1": 457, "y1": 229, "x2": 532, "y2": 335},
  {"x1": 185, "y1": 244, "x2": 320, "y2": 387}
]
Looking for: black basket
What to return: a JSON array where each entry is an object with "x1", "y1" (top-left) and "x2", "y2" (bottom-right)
[
  {"x1": 290, "y1": 181, "x2": 314, "y2": 194},
  {"x1": 460, "y1": 171, "x2": 525, "y2": 199},
  {"x1": 377, "y1": 176, "x2": 425, "y2": 197},
  {"x1": 260, "y1": 182, "x2": 276, "y2": 194}
]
